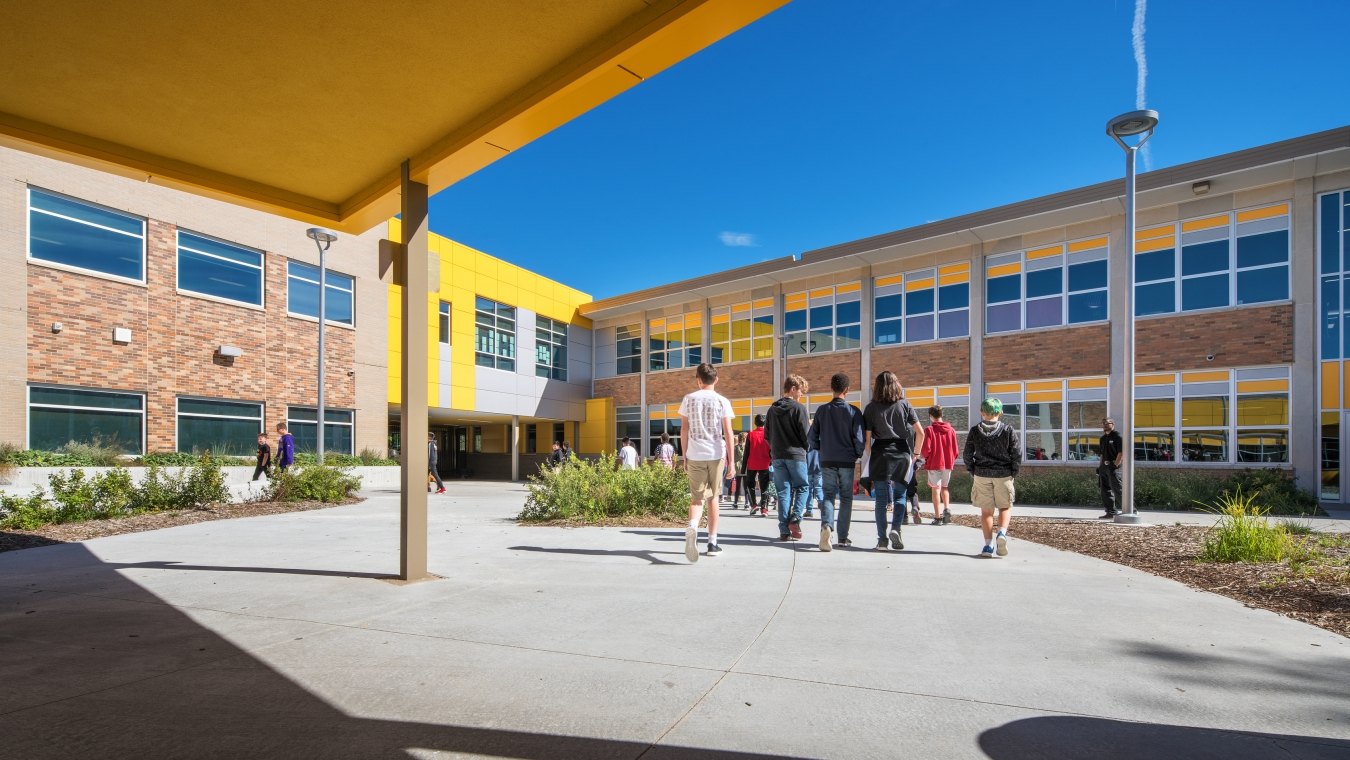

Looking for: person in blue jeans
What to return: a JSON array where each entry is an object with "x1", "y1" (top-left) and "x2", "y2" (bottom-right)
[
  {"x1": 764, "y1": 374, "x2": 811, "y2": 542},
  {"x1": 804, "y1": 447, "x2": 822, "y2": 519},
  {"x1": 862, "y1": 371, "x2": 925, "y2": 551},
  {"x1": 808, "y1": 372, "x2": 865, "y2": 551}
]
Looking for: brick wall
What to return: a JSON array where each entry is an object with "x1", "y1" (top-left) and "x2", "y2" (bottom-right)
[
  {"x1": 27, "y1": 219, "x2": 355, "y2": 453},
  {"x1": 593, "y1": 374, "x2": 640, "y2": 406},
  {"x1": 871, "y1": 340, "x2": 971, "y2": 389},
  {"x1": 707, "y1": 361, "x2": 773, "y2": 401},
  {"x1": 1135, "y1": 304, "x2": 1293, "y2": 372},
  {"x1": 646, "y1": 368, "x2": 695, "y2": 405},
  {"x1": 984, "y1": 324, "x2": 1111, "y2": 381},
  {"x1": 787, "y1": 351, "x2": 862, "y2": 397}
]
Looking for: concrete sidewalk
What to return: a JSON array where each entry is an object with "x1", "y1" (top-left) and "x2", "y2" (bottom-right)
[{"x1": 1, "y1": 482, "x2": 1347, "y2": 759}]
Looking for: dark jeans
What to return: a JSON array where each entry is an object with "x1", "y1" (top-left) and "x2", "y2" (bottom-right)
[
  {"x1": 429, "y1": 465, "x2": 445, "y2": 491},
  {"x1": 746, "y1": 470, "x2": 770, "y2": 508},
  {"x1": 821, "y1": 465, "x2": 854, "y2": 540},
  {"x1": 252, "y1": 463, "x2": 269, "y2": 481},
  {"x1": 732, "y1": 474, "x2": 746, "y2": 505},
  {"x1": 1099, "y1": 464, "x2": 1122, "y2": 514},
  {"x1": 873, "y1": 478, "x2": 909, "y2": 541}
]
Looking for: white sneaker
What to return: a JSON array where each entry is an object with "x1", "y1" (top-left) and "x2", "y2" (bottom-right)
[
  {"x1": 996, "y1": 531, "x2": 1008, "y2": 557},
  {"x1": 819, "y1": 525, "x2": 832, "y2": 552},
  {"x1": 685, "y1": 527, "x2": 699, "y2": 563}
]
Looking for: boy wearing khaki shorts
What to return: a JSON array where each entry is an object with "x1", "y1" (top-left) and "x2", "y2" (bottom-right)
[
  {"x1": 678, "y1": 362, "x2": 736, "y2": 562},
  {"x1": 962, "y1": 398, "x2": 1021, "y2": 558}
]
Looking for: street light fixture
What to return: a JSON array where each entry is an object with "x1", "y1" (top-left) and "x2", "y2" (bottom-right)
[
  {"x1": 1105, "y1": 109, "x2": 1158, "y2": 526},
  {"x1": 306, "y1": 227, "x2": 338, "y2": 466}
]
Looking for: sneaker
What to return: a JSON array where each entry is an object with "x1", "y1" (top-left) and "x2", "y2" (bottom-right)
[
  {"x1": 979, "y1": 545, "x2": 995, "y2": 558},
  {"x1": 835, "y1": 538, "x2": 853, "y2": 549},
  {"x1": 910, "y1": 506, "x2": 922, "y2": 525},
  {"x1": 788, "y1": 521, "x2": 802, "y2": 540},
  {"x1": 777, "y1": 534, "x2": 793, "y2": 542},
  {"x1": 706, "y1": 543, "x2": 722, "y2": 556},
  {"x1": 875, "y1": 540, "x2": 888, "y2": 551},
  {"x1": 888, "y1": 528, "x2": 904, "y2": 551},
  {"x1": 996, "y1": 531, "x2": 1009, "y2": 557},
  {"x1": 930, "y1": 518, "x2": 943, "y2": 525},
  {"x1": 435, "y1": 487, "x2": 446, "y2": 494},
  {"x1": 685, "y1": 527, "x2": 699, "y2": 563},
  {"x1": 819, "y1": 525, "x2": 832, "y2": 552},
  {"x1": 803, "y1": 511, "x2": 814, "y2": 519},
  {"x1": 942, "y1": 508, "x2": 951, "y2": 525},
  {"x1": 1099, "y1": 513, "x2": 1117, "y2": 519}
]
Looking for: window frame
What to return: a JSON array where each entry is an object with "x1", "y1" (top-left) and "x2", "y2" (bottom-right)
[
  {"x1": 474, "y1": 296, "x2": 517, "y2": 372},
  {"x1": 1130, "y1": 368, "x2": 1291, "y2": 467},
  {"x1": 984, "y1": 378, "x2": 1108, "y2": 464},
  {"x1": 175, "y1": 396, "x2": 265, "y2": 456},
  {"x1": 874, "y1": 264, "x2": 972, "y2": 347},
  {"x1": 984, "y1": 237, "x2": 1110, "y2": 336},
  {"x1": 27, "y1": 384, "x2": 146, "y2": 454},
  {"x1": 286, "y1": 405, "x2": 356, "y2": 456},
  {"x1": 27, "y1": 187, "x2": 147, "y2": 285},
  {"x1": 615, "y1": 323, "x2": 642, "y2": 375},
  {"x1": 785, "y1": 283, "x2": 862, "y2": 357},
  {"x1": 535, "y1": 315, "x2": 568, "y2": 381},
  {"x1": 438, "y1": 301, "x2": 451, "y2": 345},
  {"x1": 709, "y1": 299, "x2": 775, "y2": 365},
  {"x1": 176, "y1": 229, "x2": 265, "y2": 309},
  {"x1": 286, "y1": 260, "x2": 355, "y2": 327},
  {"x1": 648, "y1": 312, "x2": 702, "y2": 372}
]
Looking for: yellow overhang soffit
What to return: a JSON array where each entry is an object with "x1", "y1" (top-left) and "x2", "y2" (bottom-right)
[{"x1": 0, "y1": 0, "x2": 788, "y2": 234}]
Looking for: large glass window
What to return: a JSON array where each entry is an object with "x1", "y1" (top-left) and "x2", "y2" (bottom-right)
[
  {"x1": 474, "y1": 297, "x2": 516, "y2": 371},
  {"x1": 536, "y1": 315, "x2": 568, "y2": 380},
  {"x1": 648, "y1": 405, "x2": 682, "y2": 457},
  {"x1": 616, "y1": 406, "x2": 642, "y2": 450},
  {"x1": 710, "y1": 299, "x2": 774, "y2": 364},
  {"x1": 876, "y1": 264, "x2": 971, "y2": 345},
  {"x1": 28, "y1": 386, "x2": 144, "y2": 454},
  {"x1": 438, "y1": 301, "x2": 450, "y2": 344},
  {"x1": 1318, "y1": 189, "x2": 1348, "y2": 500},
  {"x1": 785, "y1": 283, "x2": 861, "y2": 356},
  {"x1": 287, "y1": 261, "x2": 354, "y2": 325},
  {"x1": 616, "y1": 324, "x2": 642, "y2": 375},
  {"x1": 177, "y1": 231, "x2": 263, "y2": 306},
  {"x1": 28, "y1": 188, "x2": 145, "y2": 281},
  {"x1": 985, "y1": 379, "x2": 1108, "y2": 462},
  {"x1": 287, "y1": 407, "x2": 354, "y2": 455},
  {"x1": 649, "y1": 312, "x2": 701, "y2": 371},
  {"x1": 902, "y1": 386, "x2": 970, "y2": 460},
  {"x1": 1130, "y1": 369, "x2": 1289, "y2": 465},
  {"x1": 177, "y1": 398, "x2": 262, "y2": 456},
  {"x1": 985, "y1": 237, "x2": 1108, "y2": 335}
]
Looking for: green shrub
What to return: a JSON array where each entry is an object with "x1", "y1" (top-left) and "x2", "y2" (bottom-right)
[
  {"x1": 1199, "y1": 489, "x2": 1301, "y2": 563},
  {"x1": 265, "y1": 465, "x2": 362, "y2": 502},
  {"x1": 519, "y1": 454, "x2": 690, "y2": 522},
  {"x1": 57, "y1": 440, "x2": 128, "y2": 467},
  {"x1": 0, "y1": 442, "x2": 16, "y2": 483},
  {"x1": 358, "y1": 448, "x2": 398, "y2": 466},
  {"x1": 291, "y1": 452, "x2": 395, "y2": 467}
]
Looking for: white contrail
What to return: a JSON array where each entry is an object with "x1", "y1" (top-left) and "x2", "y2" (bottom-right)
[{"x1": 1132, "y1": 0, "x2": 1152, "y2": 169}]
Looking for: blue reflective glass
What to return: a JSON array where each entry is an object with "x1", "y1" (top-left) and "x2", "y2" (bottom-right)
[
  {"x1": 1345, "y1": 314, "x2": 1350, "y2": 360},
  {"x1": 784, "y1": 309, "x2": 806, "y2": 331},
  {"x1": 179, "y1": 249, "x2": 262, "y2": 305},
  {"x1": 1236, "y1": 266, "x2": 1287, "y2": 305},
  {"x1": 835, "y1": 300, "x2": 860, "y2": 325},
  {"x1": 1236, "y1": 230, "x2": 1288, "y2": 269},
  {"x1": 875, "y1": 294, "x2": 901, "y2": 320},
  {"x1": 1181, "y1": 274, "x2": 1229, "y2": 311},
  {"x1": 1135, "y1": 282, "x2": 1174, "y2": 316},
  {"x1": 288, "y1": 276, "x2": 320, "y2": 318},
  {"x1": 835, "y1": 324, "x2": 861, "y2": 350},
  {"x1": 874, "y1": 319, "x2": 902, "y2": 346},
  {"x1": 785, "y1": 332, "x2": 809, "y2": 356},
  {"x1": 1135, "y1": 249, "x2": 1174, "y2": 282},
  {"x1": 1322, "y1": 193, "x2": 1342, "y2": 274},
  {"x1": 906, "y1": 289, "x2": 934, "y2": 314},
  {"x1": 1068, "y1": 290, "x2": 1108, "y2": 323},
  {"x1": 905, "y1": 314, "x2": 934, "y2": 342},
  {"x1": 1181, "y1": 240, "x2": 1229, "y2": 276},
  {"x1": 937, "y1": 309, "x2": 968, "y2": 338},
  {"x1": 29, "y1": 210, "x2": 143, "y2": 279},
  {"x1": 31, "y1": 190, "x2": 143, "y2": 235},
  {"x1": 179, "y1": 232, "x2": 260, "y2": 266},
  {"x1": 30, "y1": 387, "x2": 142, "y2": 410},
  {"x1": 287, "y1": 262, "x2": 354, "y2": 324},
  {"x1": 1068, "y1": 260, "x2": 1107, "y2": 291},
  {"x1": 1323, "y1": 277, "x2": 1341, "y2": 360},
  {"x1": 30, "y1": 407, "x2": 142, "y2": 454},
  {"x1": 938, "y1": 283, "x2": 969, "y2": 310},
  {"x1": 806, "y1": 328, "x2": 833, "y2": 353},
  {"x1": 1345, "y1": 230, "x2": 1350, "y2": 273},
  {"x1": 1026, "y1": 268, "x2": 1062, "y2": 298},
  {"x1": 986, "y1": 302, "x2": 1020, "y2": 333},
  {"x1": 986, "y1": 275, "x2": 1019, "y2": 304},
  {"x1": 1025, "y1": 296, "x2": 1061, "y2": 328},
  {"x1": 289, "y1": 421, "x2": 353, "y2": 455},
  {"x1": 809, "y1": 304, "x2": 833, "y2": 329}
]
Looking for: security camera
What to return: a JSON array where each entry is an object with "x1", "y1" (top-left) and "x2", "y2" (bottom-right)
[{"x1": 1205, "y1": 354, "x2": 1215, "y2": 362}]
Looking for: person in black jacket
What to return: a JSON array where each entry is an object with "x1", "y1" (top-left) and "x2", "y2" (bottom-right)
[
  {"x1": 963, "y1": 398, "x2": 1020, "y2": 558},
  {"x1": 1097, "y1": 417, "x2": 1124, "y2": 518},
  {"x1": 808, "y1": 372, "x2": 865, "y2": 551},
  {"x1": 764, "y1": 375, "x2": 810, "y2": 541}
]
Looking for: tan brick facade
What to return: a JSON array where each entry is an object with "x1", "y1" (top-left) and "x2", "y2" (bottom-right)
[
  {"x1": 646, "y1": 368, "x2": 695, "y2": 405},
  {"x1": 593, "y1": 375, "x2": 640, "y2": 406},
  {"x1": 786, "y1": 351, "x2": 862, "y2": 398},
  {"x1": 872, "y1": 340, "x2": 971, "y2": 388},
  {"x1": 983, "y1": 325, "x2": 1111, "y2": 381},
  {"x1": 707, "y1": 361, "x2": 773, "y2": 401},
  {"x1": 1135, "y1": 305, "x2": 1293, "y2": 372}
]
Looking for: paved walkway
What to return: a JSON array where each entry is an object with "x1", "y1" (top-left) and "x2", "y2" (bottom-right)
[{"x1": 1, "y1": 483, "x2": 1347, "y2": 759}]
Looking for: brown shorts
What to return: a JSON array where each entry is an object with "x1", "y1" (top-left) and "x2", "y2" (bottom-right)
[
  {"x1": 687, "y1": 459, "x2": 726, "y2": 504},
  {"x1": 971, "y1": 475, "x2": 1015, "y2": 511}
]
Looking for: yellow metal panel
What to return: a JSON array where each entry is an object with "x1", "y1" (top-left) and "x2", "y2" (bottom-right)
[
  {"x1": 1136, "y1": 236, "x2": 1176, "y2": 253},
  {"x1": 906, "y1": 276, "x2": 935, "y2": 291},
  {"x1": 667, "y1": 403, "x2": 682, "y2": 416},
  {"x1": 1236, "y1": 203, "x2": 1290, "y2": 223},
  {"x1": 685, "y1": 312, "x2": 703, "y2": 328},
  {"x1": 1025, "y1": 390, "x2": 1061, "y2": 402},
  {"x1": 1236, "y1": 379, "x2": 1289, "y2": 393},
  {"x1": 1181, "y1": 214, "x2": 1229, "y2": 232},
  {"x1": 755, "y1": 397, "x2": 775, "y2": 407},
  {"x1": 875, "y1": 274, "x2": 903, "y2": 287},
  {"x1": 1325, "y1": 362, "x2": 1341, "y2": 409},
  {"x1": 1136, "y1": 225, "x2": 1174, "y2": 241},
  {"x1": 986, "y1": 263, "x2": 1020, "y2": 278},
  {"x1": 649, "y1": 317, "x2": 665, "y2": 329},
  {"x1": 1068, "y1": 377, "x2": 1108, "y2": 389},
  {"x1": 1343, "y1": 360, "x2": 1350, "y2": 408},
  {"x1": 1181, "y1": 371, "x2": 1230, "y2": 383},
  {"x1": 1026, "y1": 245, "x2": 1063, "y2": 260},
  {"x1": 939, "y1": 262, "x2": 970, "y2": 275},
  {"x1": 1024, "y1": 381, "x2": 1061, "y2": 392},
  {"x1": 731, "y1": 302, "x2": 750, "y2": 314},
  {"x1": 785, "y1": 293, "x2": 808, "y2": 309},
  {"x1": 836, "y1": 282, "x2": 861, "y2": 295},
  {"x1": 938, "y1": 385, "x2": 970, "y2": 396},
  {"x1": 810, "y1": 287, "x2": 834, "y2": 299},
  {"x1": 711, "y1": 312, "x2": 729, "y2": 324},
  {"x1": 753, "y1": 298, "x2": 775, "y2": 310},
  {"x1": 1135, "y1": 374, "x2": 1174, "y2": 386},
  {"x1": 1067, "y1": 237, "x2": 1108, "y2": 252},
  {"x1": 987, "y1": 382, "x2": 1022, "y2": 394},
  {"x1": 938, "y1": 271, "x2": 969, "y2": 286}
]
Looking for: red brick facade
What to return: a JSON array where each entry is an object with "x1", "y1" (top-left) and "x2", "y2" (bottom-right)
[
  {"x1": 27, "y1": 220, "x2": 354, "y2": 452},
  {"x1": 646, "y1": 368, "x2": 696, "y2": 405},
  {"x1": 705, "y1": 361, "x2": 774, "y2": 401},
  {"x1": 872, "y1": 340, "x2": 971, "y2": 388},
  {"x1": 1135, "y1": 305, "x2": 1293, "y2": 372},
  {"x1": 593, "y1": 375, "x2": 640, "y2": 406},
  {"x1": 983, "y1": 324, "x2": 1111, "y2": 381},
  {"x1": 786, "y1": 351, "x2": 862, "y2": 398}
]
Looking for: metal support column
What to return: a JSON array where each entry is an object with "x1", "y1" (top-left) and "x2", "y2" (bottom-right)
[
  {"x1": 399, "y1": 160, "x2": 431, "y2": 580},
  {"x1": 511, "y1": 415, "x2": 520, "y2": 481}
]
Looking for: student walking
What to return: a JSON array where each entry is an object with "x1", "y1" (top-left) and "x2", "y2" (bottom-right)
[
  {"x1": 549, "y1": 441, "x2": 565, "y2": 468},
  {"x1": 252, "y1": 433, "x2": 272, "y2": 481},
  {"x1": 805, "y1": 447, "x2": 822, "y2": 519},
  {"x1": 862, "y1": 371, "x2": 924, "y2": 552},
  {"x1": 678, "y1": 362, "x2": 736, "y2": 560},
  {"x1": 744, "y1": 415, "x2": 772, "y2": 516},
  {"x1": 427, "y1": 432, "x2": 446, "y2": 494},
  {"x1": 807, "y1": 372, "x2": 865, "y2": 550},
  {"x1": 963, "y1": 398, "x2": 1021, "y2": 558},
  {"x1": 765, "y1": 375, "x2": 811, "y2": 542},
  {"x1": 618, "y1": 437, "x2": 640, "y2": 470},
  {"x1": 731, "y1": 432, "x2": 748, "y2": 508},
  {"x1": 1097, "y1": 417, "x2": 1124, "y2": 518},
  {"x1": 920, "y1": 405, "x2": 960, "y2": 524},
  {"x1": 656, "y1": 433, "x2": 677, "y2": 468},
  {"x1": 275, "y1": 423, "x2": 295, "y2": 473}
]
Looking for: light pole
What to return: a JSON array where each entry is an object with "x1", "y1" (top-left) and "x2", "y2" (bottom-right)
[
  {"x1": 1106, "y1": 109, "x2": 1158, "y2": 525},
  {"x1": 306, "y1": 227, "x2": 338, "y2": 466}
]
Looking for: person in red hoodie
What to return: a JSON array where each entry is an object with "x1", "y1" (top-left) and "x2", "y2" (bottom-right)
[
  {"x1": 920, "y1": 404, "x2": 959, "y2": 525},
  {"x1": 743, "y1": 414, "x2": 772, "y2": 517}
]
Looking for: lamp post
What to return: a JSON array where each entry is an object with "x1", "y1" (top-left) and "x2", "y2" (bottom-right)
[
  {"x1": 306, "y1": 227, "x2": 338, "y2": 466},
  {"x1": 1106, "y1": 109, "x2": 1158, "y2": 525}
]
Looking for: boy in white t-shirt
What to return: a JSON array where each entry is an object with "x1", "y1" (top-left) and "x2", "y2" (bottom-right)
[
  {"x1": 618, "y1": 437, "x2": 639, "y2": 470},
  {"x1": 678, "y1": 362, "x2": 736, "y2": 561}
]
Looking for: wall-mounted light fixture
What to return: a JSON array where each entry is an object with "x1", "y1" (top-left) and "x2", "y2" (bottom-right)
[
  {"x1": 51, "y1": 322, "x2": 63, "y2": 333},
  {"x1": 1192, "y1": 180, "x2": 1210, "y2": 195},
  {"x1": 112, "y1": 327, "x2": 131, "y2": 344},
  {"x1": 218, "y1": 344, "x2": 243, "y2": 358}
]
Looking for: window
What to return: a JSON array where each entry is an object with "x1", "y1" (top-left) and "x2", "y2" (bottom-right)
[
  {"x1": 985, "y1": 237, "x2": 1109, "y2": 334},
  {"x1": 438, "y1": 301, "x2": 450, "y2": 344},
  {"x1": 287, "y1": 407, "x2": 354, "y2": 455},
  {"x1": 1318, "y1": 189, "x2": 1349, "y2": 499},
  {"x1": 177, "y1": 398, "x2": 262, "y2": 456},
  {"x1": 648, "y1": 404, "x2": 682, "y2": 456},
  {"x1": 649, "y1": 312, "x2": 702, "y2": 371},
  {"x1": 28, "y1": 188, "x2": 145, "y2": 281},
  {"x1": 177, "y1": 231, "x2": 263, "y2": 306},
  {"x1": 874, "y1": 264, "x2": 970, "y2": 346},
  {"x1": 28, "y1": 386, "x2": 144, "y2": 454},
  {"x1": 616, "y1": 324, "x2": 642, "y2": 375},
  {"x1": 710, "y1": 299, "x2": 774, "y2": 364},
  {"x1": 616, "y1": 406, "x2": 642, "y2": 450},
  {"x1": 725, "y1": 397, "x2": 775, "y2": 435},
  {"x1": 985, "y1": 378, "x2": 1108, "y2": 462},
  {"x1": 287, "y1": 261, "x2": 354, "y2": 325},
  {"x1": 475, "y1": 297, "x2": 516, "y2": 371},
  {"x1": 785, "y1": 283, "x2": 861, "y2": 356},
  {"x1": 552, "y1": 422, "x2": 565, "y2": 445},
  {"x1": 1132, "y1": 368, "x2": 1290, "y2": 465},
  {"x1": 895, "y1": 386, "x2": 969, "y2": 458},
  {"x1": 536, "y1": 315, "x2": 568, "y2": 380},
  {"x1": 1135, "y1": 204, "x2": 1290, "y2": 317},
  {"x1": 473, "y1": 426, "x2": 483, "y2": 453}
]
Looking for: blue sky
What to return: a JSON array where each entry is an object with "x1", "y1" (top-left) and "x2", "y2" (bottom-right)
[{"x1": 429, "y1": 0, "x2": 1350, "y2": 299}]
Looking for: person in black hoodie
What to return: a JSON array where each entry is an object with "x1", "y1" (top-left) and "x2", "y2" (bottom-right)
[
  {"x1": 765, "y1": 375, "x2": 811, "y2": 541},
  {"x1": 808, "y1": 372, "x2": 865, "y2": 551},
  {"x1": 963, "y1": 397, "x2": 1021, "y2": 558}
]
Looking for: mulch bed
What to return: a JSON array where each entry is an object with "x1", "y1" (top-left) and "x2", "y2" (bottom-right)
[
  {"x1": 951, "y1": 515, "x2": 1350, "y2": 638},
  {"x1": 0, "y1": 498, "x2": 360, "y2": 554}
]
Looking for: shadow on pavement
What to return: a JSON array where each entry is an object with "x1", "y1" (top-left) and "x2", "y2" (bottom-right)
[
  {"x1": 106, "y1": 560, "x2": 394, "y2": 580},
  {"x1": 979, "y1": 716, "x2": 1350, "y2": 760},
  {"x1": 1123, "y1": 642, "x2": 1350, "y2": 707},
  {"x1": 509, "y1": 545, "x2": 685, "y2": 565},
  {"x1": 0, "y1": 531, "x2": 64, "y2": 554}
]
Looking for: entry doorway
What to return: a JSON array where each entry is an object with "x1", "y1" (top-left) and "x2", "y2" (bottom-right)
[{"x1": 430, "y1": 427, "x2": 468, "y2": 479}]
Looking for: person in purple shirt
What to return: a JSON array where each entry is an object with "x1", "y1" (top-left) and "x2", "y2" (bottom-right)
[{"x1": 275, "y1": 422, "x2": 296, "y2": 472}]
